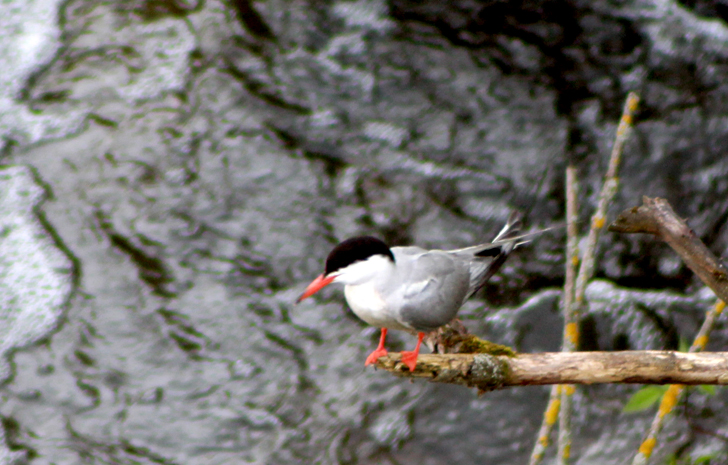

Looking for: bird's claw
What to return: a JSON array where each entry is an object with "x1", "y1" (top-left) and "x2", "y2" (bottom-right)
[
  {"x1": 400, "y1": 351, "x2": 418, "y2": 372},
  {"x1": 365, "y1": 348, "x2": 388, "y2": 366}
]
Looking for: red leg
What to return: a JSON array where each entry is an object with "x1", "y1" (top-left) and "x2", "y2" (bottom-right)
[
  {"x1": 365, "y1": 328, "x2": 389, "y2": 366},
  {"x1": 400, "y1": 332, "x2": 425, "y2": 372}
]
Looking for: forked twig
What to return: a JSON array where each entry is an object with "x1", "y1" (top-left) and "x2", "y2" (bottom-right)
[
  {"x1": 528, "y1": 92, "x2": 640, "y2": 465},
  {"x1": 558, "y1": 92, "x2": 639, "y2": 465}
]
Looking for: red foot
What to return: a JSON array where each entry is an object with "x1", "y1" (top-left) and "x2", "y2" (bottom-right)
[
  {"x1": 400, "y1": 332, "x2": 425, "y2": 372},
  {"x1": 365, "y1": 347, "x2": 389, "y2": 366},
  {"x1": 400, "y1": 350, "x2": 419, "y2": 372},
  {"x1": 365, "y1": 328, "x2": 389, "y2": 366}
]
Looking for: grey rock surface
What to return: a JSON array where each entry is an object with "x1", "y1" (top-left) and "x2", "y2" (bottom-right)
[
  {"x1": 0, "y1": 166, "x2": 74, "y2": 384},
  {"x1": 0, "y1": 166, "x2": 74, "y2": 465},
  {"x1": 1, "y1": 0, "x2": 728, "y2": 464}
]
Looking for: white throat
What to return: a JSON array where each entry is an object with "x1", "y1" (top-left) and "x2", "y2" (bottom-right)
[{"x1": 332, "y1": 254, "x2": 394, "y2": 285}]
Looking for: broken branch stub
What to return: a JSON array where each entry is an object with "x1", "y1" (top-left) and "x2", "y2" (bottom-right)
[{"x1": 608, "y1": 196, "x2": 728, "y2": 303}]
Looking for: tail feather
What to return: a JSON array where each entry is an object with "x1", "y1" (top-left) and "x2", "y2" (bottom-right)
[
  {"x1": 451, "y1": 211, "x2": 559, "y2": 298},
  {"x1": 490, "y1": 211, "x2": 522, "y2": 243},
  {"x1": 467, "y1": 212, "x2": 522, "y2": 298}
]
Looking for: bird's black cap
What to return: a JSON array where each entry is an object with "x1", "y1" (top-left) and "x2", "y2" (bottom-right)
[{"x1": 325, "y1": 236, "x2": 394, "y2": 275}]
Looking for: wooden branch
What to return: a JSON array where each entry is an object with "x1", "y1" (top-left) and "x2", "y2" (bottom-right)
[
  {"x1": 374, "y1": 351, "x2": 728, "y2": 390},
  {"x1": 608, "y1": 196, "x2": 728, "y2": 303}
]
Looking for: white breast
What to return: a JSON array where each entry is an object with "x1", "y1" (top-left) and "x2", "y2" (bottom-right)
[{"x1": 344, "y1": 283, "x2": 410, "y2": 331}]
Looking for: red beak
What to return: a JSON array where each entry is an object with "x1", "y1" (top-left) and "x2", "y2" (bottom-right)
[{"x1": 296, "y1": 274, "x2": 335, "y2": 303}]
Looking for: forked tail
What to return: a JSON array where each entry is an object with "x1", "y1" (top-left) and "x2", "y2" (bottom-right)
[
  {"x1": 463, "y1": 211, "x2": 560, "y2": 298},
  {"x1": 471, "y1": 211, "x2": 523, "y2": 293}
]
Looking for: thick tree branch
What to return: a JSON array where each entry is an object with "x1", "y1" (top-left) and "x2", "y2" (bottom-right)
[
  {"x1": 608, "y1": 196, "x2": 728, "y2": 303},
  {"x1": 374, "y1": 351, "x2": 728, "y2": 390}
]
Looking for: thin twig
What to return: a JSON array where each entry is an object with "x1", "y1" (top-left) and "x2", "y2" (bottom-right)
[
  {"x1": 558, "y1": 92, "x2": 640, "y2": 464},
  {"x1": 530, "y1": 167, "x2": 580, "y2": 465},
  {"x1": 562, "y1": 166, "x2": 580, "y2": 352},
  {"x1": 528, "y1": 93, "x2": 640, "y2": 465},
  {"x1": 609, "y1": 196, "x2": 728, "y2": 464},
  {"x1": 530, "y1": 385, "x2": 562, "y2": 465},
  {"x1": 557, "y1": 165, "x2": 580, "y2": 464},
  {"x1": 573, "y1": 92, "x2": 640, "y2": 316},
  {"x1": 630, "y1": 299, "x2": 725, "y2": 465}
]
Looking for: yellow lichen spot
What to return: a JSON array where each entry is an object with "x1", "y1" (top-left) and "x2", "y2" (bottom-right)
[
  {"x1": 627, "y1": 94, "x2": 640, "y2": 112},
  {"x1": 658, "y1": 385, "x2": 683, "y2": 418},
  {"x1": 638, "y1": 437, "x2": 656, "y2": 458},
  {"x1": 571, "y1": 254, "x2": 580, "y2": 267},
  {"x1": 562, "y1": 444, "x2": 571, "y2": 459},
  {"x1": 622, "y1": 114, "x2": 633, "y2": 126},
  {"x1": 565, "y1": 322, "x2": 579, "y2": 345},
  {"x1": 716, "y1": 300, "x2": 726, "y2": 315},
  {"x1": 694, "y1": 335, "x2": 708, "y2": 350},
  {"x1": 564, "y1": 385, "x2": 576, "y2": 396},
  {"x1": 592, "y1": 216, "x2": 605, "y2": 229},
  {"x1": 545, "y1": 398, "x2": 561, "y2": 425},
  {"x1": 539, "y1": 435, "x2": 549, "y2": 447}
]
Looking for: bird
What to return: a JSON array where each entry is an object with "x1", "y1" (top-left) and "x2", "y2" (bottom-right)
[{"x1": 296, "y1": 212, "x2": 525, "y2": 372}]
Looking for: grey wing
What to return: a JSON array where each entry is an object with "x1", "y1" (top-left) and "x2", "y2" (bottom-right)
[
  {"x1": 447, "y1": 248, "x2": 499, "y2": 298},
  {"x1": 396, "y1": 252, "x2": 471, "y2": 332}
]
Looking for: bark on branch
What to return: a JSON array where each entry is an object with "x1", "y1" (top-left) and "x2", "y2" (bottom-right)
[
  {"x1": 608, "y1": 196, "x2": 728, "y2": 303},
  {"x1": 374, "y1": 351, "x2": 728, "y2": 391}
]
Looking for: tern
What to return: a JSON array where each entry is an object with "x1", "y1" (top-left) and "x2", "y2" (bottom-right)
[{"x1": 297, "y1": 213, "x2": 525, "y2": 372}]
